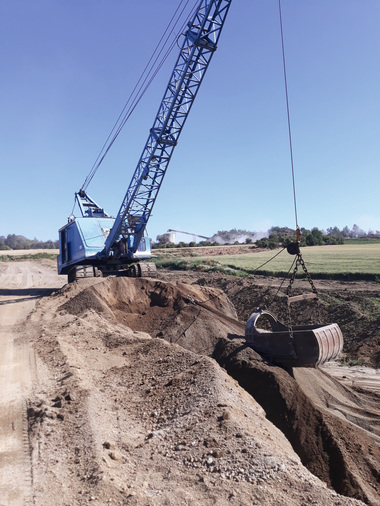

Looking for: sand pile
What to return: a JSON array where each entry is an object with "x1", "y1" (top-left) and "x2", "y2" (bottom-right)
[
  {"x1": 59, "y1": 276, "x2": 244, "y2": 356},
  {"x1": 25, "y1": 276, "x2": 379, "y2": 505}
]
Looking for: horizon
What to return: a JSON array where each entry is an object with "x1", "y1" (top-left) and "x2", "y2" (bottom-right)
[{"x1": 2, "y1": 222, "x2": 379, "y2": 246}]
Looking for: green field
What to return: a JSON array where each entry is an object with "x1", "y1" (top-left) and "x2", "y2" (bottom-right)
[
  {"x1": 2, "y1": 245, "x2": 378, "y2": 280},
  {"x1": 179, "y1": 244, "x2": 380, "y2": 280},
  {"x1": 157, "y1": 243, "x2": 380, "y2": 281}
]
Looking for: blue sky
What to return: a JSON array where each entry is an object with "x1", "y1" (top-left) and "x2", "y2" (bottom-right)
[{"x1": 1, "y1": 0, "x2": 379, "y2": 241}]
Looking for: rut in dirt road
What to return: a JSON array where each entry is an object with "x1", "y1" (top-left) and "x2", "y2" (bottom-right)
[{"x1": 0, "y1": 261, "x2": 65, "y2": 505}]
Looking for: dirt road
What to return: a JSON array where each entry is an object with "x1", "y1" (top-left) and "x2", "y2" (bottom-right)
[{"x1": 0, "y1": 261, "x2": 64, "y2": 505}]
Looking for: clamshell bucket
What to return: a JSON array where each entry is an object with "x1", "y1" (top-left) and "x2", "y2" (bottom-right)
[{"x1": 245, "y1": 310, "x2": 343, "y2": 368}]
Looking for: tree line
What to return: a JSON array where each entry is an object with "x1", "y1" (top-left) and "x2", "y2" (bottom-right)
[
  {"x1": 257, "y1": 225, "x2": 380, "y2": 249},
  {"x1": 0, "y1": 234, "x2": 59, "y2": 250},
  {"x1": 154, "y1": 224, "x2": 380, "y2": 249}
]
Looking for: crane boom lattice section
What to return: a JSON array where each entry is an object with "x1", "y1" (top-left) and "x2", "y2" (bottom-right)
[{"x1": 104, "y1": 0, "x2": 231, "y2": 255}]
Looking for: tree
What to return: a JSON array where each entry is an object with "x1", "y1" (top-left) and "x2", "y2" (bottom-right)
[
  {"x1": 327, "y1": 226, "x2": 343, "y2": 239},
  {"x1": 311, "y1": 228, "x2": 323, "y2": 245},
  {"x1": 299, "y1": 229, "x2": 310, "y2": 247},
  {"x1": 304, "y1": 228, "x2": 323, "y2": 246},
  {"x1": 267, "y1": 234, "x2": 279, "y2": 249}
]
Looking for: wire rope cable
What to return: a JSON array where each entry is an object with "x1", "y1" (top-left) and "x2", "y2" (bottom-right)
[
  {"x1": 247, "y1": 2, "x2": 301, "y2": 277},
  {"x1": 278, "y1": 0, "x2": 299, "y2": 230},
  {"x1": 274, "y1": 255, "x2": 297, "y2": 299},
  {"x1": 80, "y1": 0, "x2": 198, "y2": 193},
  {"x1": 249, "y1": 247, "x2": 286, "y2": 274}
]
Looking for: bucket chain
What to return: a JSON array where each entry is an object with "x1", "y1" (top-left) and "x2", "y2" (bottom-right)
[{"x1": 286, "y1": 253, "x2": 321, "y2": 339}]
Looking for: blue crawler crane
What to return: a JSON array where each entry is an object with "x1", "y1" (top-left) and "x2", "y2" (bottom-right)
[
  {"x1": 58, "y1": 0, "x2": 232, "y2": 283},
  {"x1": 57, "y1": 0, "x2": 344, "y2": 368}
]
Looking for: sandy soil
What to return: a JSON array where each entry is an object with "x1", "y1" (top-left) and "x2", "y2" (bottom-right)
[
  {"x1": 0, "y1": 260, "x2": 379, "y2": 505},
  {"x1": 0, "y1": 261, "x2": 65, "y2": 504}
]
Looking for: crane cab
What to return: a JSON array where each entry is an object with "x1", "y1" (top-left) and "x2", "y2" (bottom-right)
[
  {"x1": 58, "y1": 216, "x2": 114, "y2": 275},
  {"x1": 58, "y1": 216, "x2": 152, "y2": 277}
]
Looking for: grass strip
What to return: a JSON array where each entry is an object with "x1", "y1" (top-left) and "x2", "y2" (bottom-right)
[{"x1": 0, "y1": 253, "x2": 58, "y2": 262}]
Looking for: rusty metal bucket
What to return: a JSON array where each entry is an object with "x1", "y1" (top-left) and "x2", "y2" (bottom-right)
[{"x1": 245, "y1": 310, "x2": 343, "y2": 368}]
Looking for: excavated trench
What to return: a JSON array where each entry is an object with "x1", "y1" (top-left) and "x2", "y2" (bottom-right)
[
  {"x1": 212, "y1": 340, "x2": 380, "y2": 501},
  {"x1": 60, "y1": 276, "x2": 380, "y2": 504}
]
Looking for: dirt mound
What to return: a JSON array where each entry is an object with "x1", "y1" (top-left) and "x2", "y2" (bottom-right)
[
  {"x1": 59, "y1": 276, "x2": 244, "y2": 356},
  {"x1": 350, "y1": 335, "x2": 380, "y2": 368},
  {"x1": 25, "y1": 275, "x2": 380, "y2": 504}
]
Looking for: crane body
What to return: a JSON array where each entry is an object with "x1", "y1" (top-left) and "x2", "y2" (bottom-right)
[{"x1": 58, "y1": 0, "x2": 232, "y2": 282}]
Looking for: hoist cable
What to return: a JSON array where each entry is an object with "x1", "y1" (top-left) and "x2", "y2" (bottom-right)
[
  {"x1": 81, "y1": 38, "x2": 174, "y2": 192},
  {"x1": 80, "y1": 0, "x2": 197, "y2": 193},
  {"x1": 81, "y1": 0, "x2": 193, "y2": 191},
  {"x1": 278, "y1": 0, "x2": 299, "y2": 229}
]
